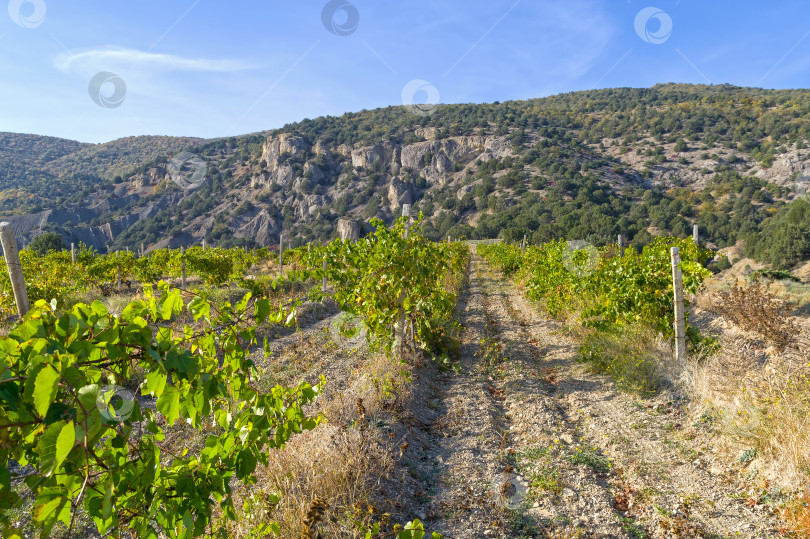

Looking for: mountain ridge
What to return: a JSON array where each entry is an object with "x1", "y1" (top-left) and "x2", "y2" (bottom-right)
[
  {"x1": 0, "y1": 132, "x2": 205, "y2": 215},
  {"x1": 2, "y1": 83, "x2": 810, "y2": 269}
]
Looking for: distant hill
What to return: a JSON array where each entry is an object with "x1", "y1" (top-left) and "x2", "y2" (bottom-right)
[
  {"x1": 43, "y1": 135, "x2": 207, "y2": 180},
  {"x1": 1, "y1": 84, "x2": 809, "y2": 270},
  {"x1": 0, "y1": 132, "x2": 203, "y2": 215},
  {"x1": 0, "y1": 132, "x2": 88, "y2": 166}
]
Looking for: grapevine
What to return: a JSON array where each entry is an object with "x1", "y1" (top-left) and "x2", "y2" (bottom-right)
[
  {"x1": 0, "y1": 223, "x2": 461, "y2": 537},
  {"x1": 478, "y1": 236, "x2": 712, "y2": 337}
]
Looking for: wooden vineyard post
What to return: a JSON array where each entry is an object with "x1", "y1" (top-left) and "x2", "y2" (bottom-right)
[
  {"x1": 180, "y1": 246, "x2": 187, "y2": 289},
  {"x1": 140, "y1": 242, "x2": 145, "y2": 258},
  {"x1": 322, "y1": 258, "x2": 328, "y2": 292},
  {"x1": 117, "y1": 265, "x2": 122, "y2": 292},
  {"x1": 670, "y1": 247, "x2": 686, "y2": 365},
  {"x1": 395, "y1": 205, "x2": 411, "y2": 356},
  {"x1": 692, "y1": 224, "x2": 699, "y2": 245},
  {"x1": 447, "y1": 235, "x2": 451, "y2": 245},
  {"x1": 521, "y1": 235, "x2": 526, "y2": 253},
  {"x1": 0, "y1": 222, "x2": 29, "y2": 316},
  {"x1": 402, "y1": 204, "x2": 411, "y2": 240},
  {"x1": 278, "y1": 233, "x2": 284, "y2": 277},
  {"x1": 618, "y1": 234, "x2": 625, "y2": 257},
  {"x1": 71, "y1": 242, "x2": 76, "y2": 263}
]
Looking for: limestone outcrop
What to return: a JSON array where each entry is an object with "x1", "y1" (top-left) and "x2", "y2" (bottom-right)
[{"x1": 337, "y1": 219, "x2": 360, "y2": 242}]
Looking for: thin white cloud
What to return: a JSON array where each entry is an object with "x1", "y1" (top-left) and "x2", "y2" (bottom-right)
[{"x1": 54, "y1": 47, "x2": 256, "y2": 74}]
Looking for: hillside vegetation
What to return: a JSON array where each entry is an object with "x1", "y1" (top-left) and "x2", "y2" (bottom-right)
[
  {"x1": 0, "y1": 133, "x2": 202, "y2": 215},
  {"x1": 2, "y1": 84, "x2": 810, "y2": 271}
]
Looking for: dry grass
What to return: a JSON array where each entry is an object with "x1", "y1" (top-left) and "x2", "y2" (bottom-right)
[
  {"x1": 769, "y1": 279, "x2": 810, "y2": 316},
  {"x1": 709, "y1": 279, "x2": 799, "y2": 352},
  {"x1": 229, "y1": 424, "x2": 393, "y2": 538},
  {"x1": 228, "y1": 348, "x2": 414, "y2": 538},
  {"x1": 687, "y1": 284, "x2": 810, "y2": 534},
  {"x1": 691, "y1": 285, "x2": 810, "y2": 489},
  {"x1": 781, "y1": 490, "x2": 810, "y2": 537},
  {"x1": 691, "y1": 354, "x2": 810, "y2": 475},
  {"x1": 721, "y1": 357, "x2": 810, "y2": 486},
  {"x1": 322, "y1": 352, "x2": 414, "y2": 423}
]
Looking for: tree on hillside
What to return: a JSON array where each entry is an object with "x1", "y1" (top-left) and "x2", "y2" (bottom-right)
[
  {"x1": 28, "y1": 232, "x2": 66, "y2": 255},
  {"x1": 747, "y1": 199, "x2": 810, "y2": 268}
]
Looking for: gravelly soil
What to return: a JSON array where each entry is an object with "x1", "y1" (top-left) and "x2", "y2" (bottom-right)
[{"x1": 391, "y1": 254, "x2": 780, "y2": 538}]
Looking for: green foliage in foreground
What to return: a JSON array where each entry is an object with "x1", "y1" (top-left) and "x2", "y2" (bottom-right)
[
  {"x1": 0, "y1": 287, "x2": 321, "y2": 537},
  {"x1": 0, "y1": 222, "x2": 460, "y2": 537}
]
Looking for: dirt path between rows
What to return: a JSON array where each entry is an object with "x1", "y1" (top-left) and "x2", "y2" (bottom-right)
[{"x1": 398, "y1": 254, "x2": 780, "y2": 538}]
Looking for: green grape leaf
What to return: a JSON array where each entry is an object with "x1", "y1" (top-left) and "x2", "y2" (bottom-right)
[
  {"x1": 33, "y1": 365, "x2": 60, "y2": 418},
  {"x1": 254, "y1": 299, "x2": 271, "y2": 324},
  {"x1": 55, "y1": 421, "x2": 75, "y2": 469},
  {"x1": 156, "y1": 385, "x2": 181, "y2": 425},
  {"x1": 37, "y1": 420, "x2": 73, "y2": 476},
  {"x1": 188, "y1": 296, "x2": 210, "y2": 322}
]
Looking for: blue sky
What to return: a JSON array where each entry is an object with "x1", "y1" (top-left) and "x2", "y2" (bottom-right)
[{"x1": 1, "y1": 1, "x2": 809, "y2": 143}]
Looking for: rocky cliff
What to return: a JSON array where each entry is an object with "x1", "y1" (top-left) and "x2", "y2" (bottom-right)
[{"x1": 3, "y1": 85, "x2": 810, "y2": 254}]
